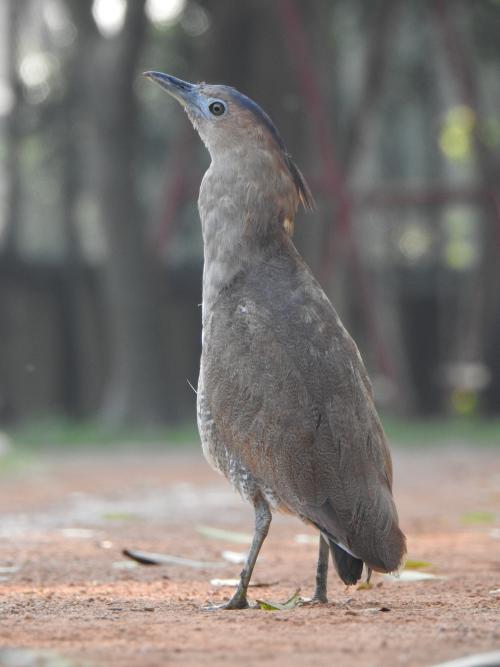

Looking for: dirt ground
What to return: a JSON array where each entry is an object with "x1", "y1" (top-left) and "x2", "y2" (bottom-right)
[{"x1": 0, "y1": 442, "x2": 499, "y2": 667}]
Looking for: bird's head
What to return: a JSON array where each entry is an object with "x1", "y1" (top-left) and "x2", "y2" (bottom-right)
[{"x1": 144, "y1": 71, "x2": 314, "y2": 216}]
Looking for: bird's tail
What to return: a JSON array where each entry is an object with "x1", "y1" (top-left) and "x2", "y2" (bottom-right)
[{"x1": 328, "y1": 540, "x2": 363, "y2": 585}]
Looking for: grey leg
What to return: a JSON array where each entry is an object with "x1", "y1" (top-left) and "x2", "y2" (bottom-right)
[
  {"x1": 209, "y1": 493, "x2": 271, "y2": 610},
  {"x1": 313, "y1": 535, "x2": 329, "y2": 603}
]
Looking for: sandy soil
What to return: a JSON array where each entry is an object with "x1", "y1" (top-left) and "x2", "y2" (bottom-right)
[{"x1": 0, "y1": 443, "x2": 499, "y2": 667}]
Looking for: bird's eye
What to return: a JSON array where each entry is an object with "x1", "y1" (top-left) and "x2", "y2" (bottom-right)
[{"x1": 209, "y1": 101, "x2": 226, "y2": 117}]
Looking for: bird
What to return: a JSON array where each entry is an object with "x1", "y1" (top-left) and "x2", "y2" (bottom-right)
[{"x1": 145, "y1": 70, "x2": 406, "y2": 609}]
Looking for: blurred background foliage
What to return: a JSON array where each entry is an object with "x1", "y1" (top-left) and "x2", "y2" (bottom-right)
[{"x1": 0, "y1": 0, "x2": 499, "y2": 441}]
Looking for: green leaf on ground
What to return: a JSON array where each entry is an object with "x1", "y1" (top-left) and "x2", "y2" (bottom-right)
[
  {"x1": 404, "y1": 559, "x2": 432, "y2": 570},
  {"x1": 461, "y1": 511, "x2": 496, "y2": 525},
  {"x1": 357, "y1": 581, "x2": 373, "y2": 590},
  {"x1": 196, "y1": 525, "x2": 253, "y2": 544},
  {"x1": 256, "y1": 589, "x2": 302, "y2": 611},
  {"x1": 102, "y1": 512, "x2": 139, "y2": 521}
]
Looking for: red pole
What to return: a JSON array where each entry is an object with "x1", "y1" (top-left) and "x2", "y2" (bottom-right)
[{"x1": 152, "y1": 128, "x2": 194, "y2": 255}]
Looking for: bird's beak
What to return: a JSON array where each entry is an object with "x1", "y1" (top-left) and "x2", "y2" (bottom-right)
[{"x1": 143, "y1": 71, "x2": 199, "y2": 111}]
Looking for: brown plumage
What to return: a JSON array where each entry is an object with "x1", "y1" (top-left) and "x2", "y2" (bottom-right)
[{"x1": 145, "y1": 71, "x2": 406, "y2": 609}]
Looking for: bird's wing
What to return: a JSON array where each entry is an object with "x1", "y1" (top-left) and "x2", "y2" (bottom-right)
[{"x1": 203, "y1": 259, "x2": 405, "y2": 572}]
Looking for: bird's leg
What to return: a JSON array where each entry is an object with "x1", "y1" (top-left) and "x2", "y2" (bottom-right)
[
  {"x1": 208, "y1": 494, "x2": 271, "y2": 610},
  {"x1": 312, "y1": 534, "x2": 329, "y2": 603}
]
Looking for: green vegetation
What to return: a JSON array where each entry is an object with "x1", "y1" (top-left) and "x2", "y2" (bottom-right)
[
  {"x1": 460, "y1": 511, "x2": 496, "y2": 525},
  {"x1": 382, "y1": 415, "x2": 500, "y2": 446},
  {"x1": 1, "y1": 415, "x2": 499, "y2": 451},
  {"x1": 6, "y1": 416, "x2": 199, "y2": 449},
  {"x1": 0, "y1": 448, "x2": 35, "y2": 476}
]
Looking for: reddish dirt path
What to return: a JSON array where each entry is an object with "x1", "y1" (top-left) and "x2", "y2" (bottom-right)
[{"x1": 0, "y1": 444, "x2": 499, "y2": 667}]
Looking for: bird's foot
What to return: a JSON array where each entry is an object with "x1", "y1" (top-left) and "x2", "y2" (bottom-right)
[
  {"x1": 311, "y1": 594, "x2": 328, "y2": 605},
  {"x1": 310, "y1": 585, "x2": 328, "y2": 604},
  {"x1": 204, "y1": 594, "x2": 250, "y2": 611}
]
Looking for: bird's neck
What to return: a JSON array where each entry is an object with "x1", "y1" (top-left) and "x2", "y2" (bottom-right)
[{"x1": 198, "y1": 159, "x2": 292, "y2": 318}]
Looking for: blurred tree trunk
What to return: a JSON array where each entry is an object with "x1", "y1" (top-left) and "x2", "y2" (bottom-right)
[
  {"x1": 66, "y1": 0, "x2": 170, "y2": 425},
  {"x1": 2, "y1": 0, "x2": 26, "y2": 256},
  {"x1": 56, "y1": 3, "x2": 90, "y2": 418}
]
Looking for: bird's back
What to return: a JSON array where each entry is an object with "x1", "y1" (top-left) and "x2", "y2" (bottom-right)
[{"x1": 198, "y1": 239, "x2": 406, "y2": 574}]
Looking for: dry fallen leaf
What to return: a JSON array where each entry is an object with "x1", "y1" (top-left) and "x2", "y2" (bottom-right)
[
  {"x1": 256, "y1": 589, "x2": 302, "y2": 611},
  {"x1": 363, "y1": 606, "x2": 391, "y2": 613},
  {"x1": 384, "y1": 570, "x2": 446, "y2": 582},
  {"x1": 112, "y1": 560, "x2": 138, "y2": 570},
  {"x1": 221, "y1": 550, "x2": 247, "y2": 564},
  {"x1": 210, "y1": 578, "x2": 278, "y2": 588},
  {"x1": 0, "y1": 648, "x2": 75, "y2": 667},
  {"x1": 98, "y1": 540, "x2": 113, "y2": 549},
  {"x1": 123, "y1": 548, "x2": 223, "y2": 569},
  {"x1": 430, "y1": 650, "x2": 500, "y2": 667},
  {"x1": 60, "y1": 528, "x2": 94, "y2": 539},
  {"x1": 294, "y1": 534, "x2": 319, "y2": 545}
]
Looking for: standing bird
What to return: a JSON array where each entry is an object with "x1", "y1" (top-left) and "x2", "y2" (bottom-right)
[{"x1": 145, "y1": 71, "x2": 406, "y2": 609}]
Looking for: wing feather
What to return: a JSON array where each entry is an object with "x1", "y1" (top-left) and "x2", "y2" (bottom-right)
[{"x1": 203, "y1": 255, "x2": 405, "y2": 572}]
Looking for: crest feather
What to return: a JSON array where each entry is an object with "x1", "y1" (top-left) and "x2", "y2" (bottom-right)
[
  {"x1": 285, "y1": 154, "x2": 316, "y2": 213},
  {"x1": 227, "y1": 87, "x2": 315, "y2": 213}
]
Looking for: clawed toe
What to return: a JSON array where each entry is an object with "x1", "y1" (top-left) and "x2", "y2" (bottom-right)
[
  {"x1": 311, "y1": 595, "x2": 329, "y2": 604},
  {"x1": 203, "y1": 597, "x2": 250, "y2": 611}
]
